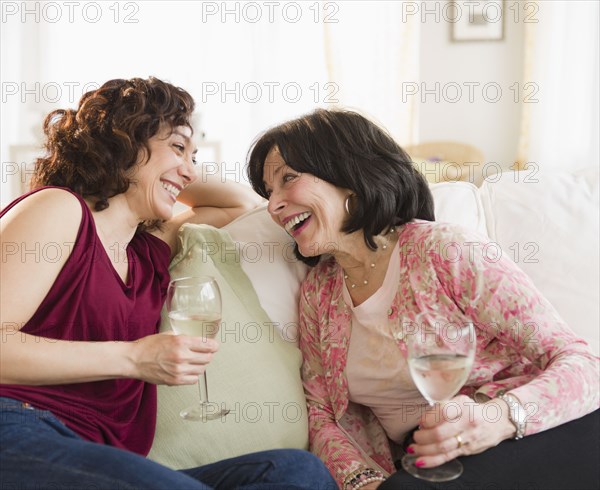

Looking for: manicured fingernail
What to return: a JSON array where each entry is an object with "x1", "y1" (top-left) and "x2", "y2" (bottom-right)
[
  {"x1": 407, "y1": 446, "x2": 415, "y2": 454},
  {"x1": 415, "y1": 460, "x2": 425, "y2": 468}
]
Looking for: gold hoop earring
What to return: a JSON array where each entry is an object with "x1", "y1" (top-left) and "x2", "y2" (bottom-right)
[{"x1": 344, "y1": 195, "x2": 353, "y2": 215}]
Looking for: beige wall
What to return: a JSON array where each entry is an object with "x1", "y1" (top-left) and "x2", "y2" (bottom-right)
[{"x1": 418, "y1": 8, "x2": 525, "y2": 178}]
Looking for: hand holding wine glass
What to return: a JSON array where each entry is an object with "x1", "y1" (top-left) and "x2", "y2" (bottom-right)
[
  {"x1": 166, "y1": 276, "x2": 230, "y2": 421},
  {"x1": 401, "y1": 316, "x2": 476, "y2": 482}
]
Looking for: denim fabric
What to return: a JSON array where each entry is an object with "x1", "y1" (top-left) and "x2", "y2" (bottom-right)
[{"x1": 0, "y1": 398, "x2": 337, "y2": 490}]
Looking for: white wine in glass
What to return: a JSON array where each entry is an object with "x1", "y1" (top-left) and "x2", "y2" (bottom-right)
[
  {"x1": 169, "y1": 310, "x2": 221, "y2": 339},
  {"x1": 166, "y1": 276, "x2": 229, "y2": 421},
  {"x1": 409, "y1": 354, "x2": 472, "y2": 405},
  {"x1": 402, "y1": 317, "x2": 476, "y2": 481}
]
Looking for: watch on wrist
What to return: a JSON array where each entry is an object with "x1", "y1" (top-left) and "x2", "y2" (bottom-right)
[{"x1": 498, "y1": 392, "x2": 526, "y2": 439}]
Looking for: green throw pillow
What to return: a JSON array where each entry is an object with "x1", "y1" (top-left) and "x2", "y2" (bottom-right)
[{"x1": 147, "y1": 224, "x2": 309, "y2": 469}]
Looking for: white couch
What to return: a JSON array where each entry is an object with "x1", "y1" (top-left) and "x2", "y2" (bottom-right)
[
  {"x1": 478, "y1": 168, "x2": 599, "y2": 356},
  {"x1": 148, "y1": 167, "x2": 599, "y2": 469}
]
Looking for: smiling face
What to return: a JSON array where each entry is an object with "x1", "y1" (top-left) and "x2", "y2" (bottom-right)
[
  {"x1": 126, "y1": 125, "x2": 198, "y2": 221},
  {"x1": 263, "y1": 147, "x2": 352, "y2": 258}
]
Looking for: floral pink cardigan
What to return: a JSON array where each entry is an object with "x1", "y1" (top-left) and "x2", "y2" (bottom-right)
[{"x1": 298, "y1": 221, "x2": 599, "y2": 488}]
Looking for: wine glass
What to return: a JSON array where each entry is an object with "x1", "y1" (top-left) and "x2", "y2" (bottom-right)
[
  {"x1": 166, "y1": 276, "x2": 229, "y2": 421},
  {"x1": 401, "y1": 316, "x2": 476, "y2": 481}
]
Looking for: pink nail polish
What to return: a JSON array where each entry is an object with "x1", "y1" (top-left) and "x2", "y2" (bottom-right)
[
  {"x1": 415, "y1": 460, "x2": 425, "y2": 468},
  {"x1": 407, "y1": 446, "x2": 415, "y2": 454}
]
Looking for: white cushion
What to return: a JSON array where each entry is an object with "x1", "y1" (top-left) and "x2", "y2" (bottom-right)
[
  {"x1": 223, "y1": 205, "x2": 309, "y2": 345},
  {"x1": 430, "y1": 181, "x2": 488, "y2": 236},
  {"x1": 480, "y1": 168, "x2": 599, "y2": 355}
]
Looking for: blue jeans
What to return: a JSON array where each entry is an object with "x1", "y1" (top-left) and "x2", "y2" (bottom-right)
[{"x1": 0, "y1": 398, "x2": 337, "y2": 490}]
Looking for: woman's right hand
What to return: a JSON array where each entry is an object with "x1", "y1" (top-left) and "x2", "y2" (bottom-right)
[{"x1": 128, "y1": 333, "x2": 219, "y2": 385}]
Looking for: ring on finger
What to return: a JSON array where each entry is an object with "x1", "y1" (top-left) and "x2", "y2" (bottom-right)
[{"x1": 454, "y1": 433, "x2": 464, "y2": 449}]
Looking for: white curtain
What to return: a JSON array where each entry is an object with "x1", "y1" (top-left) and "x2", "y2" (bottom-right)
[
  {"x1": 324, "y1": 1, "x2": 420, "y2": 145},
  {"x1": 517, "y1": 1, "x2": 600, "y2": 170}
]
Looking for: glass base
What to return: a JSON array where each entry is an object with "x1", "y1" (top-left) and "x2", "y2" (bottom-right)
[
  {"x1": 180, "y1": 403, "x2": 230, "y2": 421},
  {"x1": 401, "y1": 455, "x2": 463, "y2": 482}
]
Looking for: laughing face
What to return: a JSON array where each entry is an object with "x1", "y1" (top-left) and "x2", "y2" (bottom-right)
[
  {"x1": 263, "y1": 147, "x2": 351, "y2": 258},
  {"x1": 127, "y1": 125, "x2": 198, "y2": 221}
]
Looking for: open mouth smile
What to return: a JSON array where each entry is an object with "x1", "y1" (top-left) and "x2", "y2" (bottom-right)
[
  {"x1": 284, "y1": 212, "x2": 312, "y2": 235},
  {"x1": 161, "y1": 180, "x2": 181, "y2": 201}
]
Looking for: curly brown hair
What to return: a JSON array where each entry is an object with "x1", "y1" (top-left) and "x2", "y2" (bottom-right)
[{"x1": 31, "y1": 77, "x2": 195, "y2": 215}]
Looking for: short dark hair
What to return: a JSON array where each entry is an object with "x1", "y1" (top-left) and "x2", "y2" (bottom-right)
[
  {"x1": 247, "y1": 108, "x2": 435, "y2": 266},
  {"x1": 31, "y1": 77, "x2": 195, "y2": 219}
]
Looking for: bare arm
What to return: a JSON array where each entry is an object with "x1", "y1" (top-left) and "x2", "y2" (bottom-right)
[
  {"x1": 155, "y1": 171, "x2": 264, "y2": 254},
  {"x1": 177, "y1": 170, "x2": 263, "y2": 212},
  {"x1": 0, "y1": 189, "x2": 215, "y2": 386}
]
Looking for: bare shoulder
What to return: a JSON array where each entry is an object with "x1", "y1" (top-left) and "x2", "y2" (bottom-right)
[
  {"x1": 2, "y1": 187, "x2": 82, "y2": 217},
  {"x1": 1, "y1": 188, "x2": 84, "y2": 327},
  {"x1": 1, "y1": 188, "x2": 83, "y2": 241}
]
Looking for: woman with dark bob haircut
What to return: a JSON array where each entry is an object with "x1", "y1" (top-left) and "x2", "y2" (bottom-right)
[
  {"x1": 248, "y1": 108, "x2": 435, "y2": 267},
  {"x1": 0, "y1": 77, "x2": 337, "y2": 490},
  {"x1": 247, "y1": 108, "x2": 599, "y2": 489}
]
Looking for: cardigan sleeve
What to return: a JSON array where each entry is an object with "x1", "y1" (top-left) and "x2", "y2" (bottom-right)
[
  {"x1": 426, "y1": 224, "x2": 600, "y2": 435},
  {"x1": 298, "y1": 276, "x2": 385, "y2": 488}
]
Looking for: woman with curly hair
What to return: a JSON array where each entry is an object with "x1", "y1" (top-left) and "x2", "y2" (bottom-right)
[{"x1": 0, "y1": 77, "x2": 337, "y2": 490}]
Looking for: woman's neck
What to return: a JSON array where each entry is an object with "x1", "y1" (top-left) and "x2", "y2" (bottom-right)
[
  {"x1": 335, "y1": 229, "x2": 399, "y2": 305},
  {"x1": 86, "y1": 194, "x2": 140, "y2": 248},
  {"x1": 335, "y1": 229, "x2": 398, "y2": 275}
]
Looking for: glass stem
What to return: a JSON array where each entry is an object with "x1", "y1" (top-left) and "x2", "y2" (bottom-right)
[
  {"x1": 434, "y1": 401, "x2": 443, "y2": 423},
  {"x1": 197, "y1": 372, "x2": 209, "y2": 405}
]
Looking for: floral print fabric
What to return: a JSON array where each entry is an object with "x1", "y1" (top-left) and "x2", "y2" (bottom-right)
[{"x1": 299, "y1": 221, "x2": 600, "y2": 488}]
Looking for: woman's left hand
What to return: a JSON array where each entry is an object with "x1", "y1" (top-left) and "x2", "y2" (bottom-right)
[{"x1": 407, "y1": 395, "x2": 516, "y2": 468}]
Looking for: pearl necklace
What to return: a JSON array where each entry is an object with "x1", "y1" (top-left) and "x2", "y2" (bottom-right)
[{"x1": 343, "y1": 228, "x2": 395, "y2": 289}]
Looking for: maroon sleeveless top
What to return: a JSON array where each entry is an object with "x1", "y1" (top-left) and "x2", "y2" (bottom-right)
[{"x1": 0, "y1": 187, "x2": 171, "y2": 455}]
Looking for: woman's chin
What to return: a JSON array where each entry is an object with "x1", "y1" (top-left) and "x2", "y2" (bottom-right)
[{"x1": 297, "y1": 242, "x2": 321, "y2": 258}]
